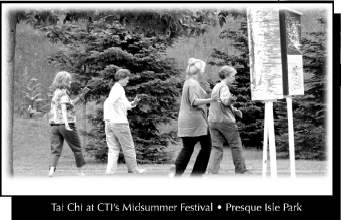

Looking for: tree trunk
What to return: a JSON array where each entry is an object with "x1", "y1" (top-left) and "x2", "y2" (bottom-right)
[
  {"x1": 4, "y1": 11, "x2": 17, "y2": 177},
  {"x1": 82, "y1": 102, "x2": 87, "y2": 147}
]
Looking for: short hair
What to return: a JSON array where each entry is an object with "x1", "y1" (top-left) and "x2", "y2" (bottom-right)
[
  {"x1": 115, "y1": 69, "x2": 131, "y2": 81},
  {"x1": 218, "y1": 66, "x2": 237, "y2": 80},
  {"x1": 186, "y1": 58, "x2": 206, "y2": 76},
  {"x1": 52, "y1": 71, "x2": 71, "y2": 90}
]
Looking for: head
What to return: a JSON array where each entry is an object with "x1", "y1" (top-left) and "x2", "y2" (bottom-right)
[
  {"x1": 115, "y1": 69, "x2": 131, "y2": 87},
  {"x1": 218, "y1": 66, "x2": 237, "y2": 85},
  {"x1": 186, "y1": 58, "x2": 206, "y2": 80},
  {"x1": 52, "y1": 71, "x2": 72, "y2": 90}
]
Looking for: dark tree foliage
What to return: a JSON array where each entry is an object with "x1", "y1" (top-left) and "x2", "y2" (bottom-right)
[
  {"x1": 46, "y1": 19, "x2": 184, "y2": 164},
  {"x1": 208, "y1": 12, "x2": 327, "y2": 161},
  {"x1": 276, "y1": 16, "x2": 327, "y2": 160},
  {"x1": 15, "y1": 7, "x2": 236, "y2": 163}
]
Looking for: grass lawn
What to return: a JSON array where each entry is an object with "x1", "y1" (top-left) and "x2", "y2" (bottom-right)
[{"x1": 13, "y1": 118, "x2": 328, "y2": 178}]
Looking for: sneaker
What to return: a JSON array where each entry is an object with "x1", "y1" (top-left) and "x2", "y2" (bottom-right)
[
  {"x1": 48, "y1": 166, "x2": 55, "y2": 177},
  {"x1": 135, "y1": 168, "x2": 146, "y2": 174},
  {"x1": 168, "y1": 165, "x2": 176, "y2": 178},
  {"x1": 76, "y1": 171, "x2": 86, "y2": 176}
]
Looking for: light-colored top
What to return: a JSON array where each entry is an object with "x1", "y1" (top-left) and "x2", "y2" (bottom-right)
[
  {"x1": 178, "y1": 78, "x2": 208, "y2": 137},
  {"x1": 103, "y1": 82, "x2": 135, "y2": 123},
  {"x1": 48, "y1": 88, "x2": 76, "y2": 124},
  {"x1": 208, "y1": 81, "x2": 236, "y2": 124}
]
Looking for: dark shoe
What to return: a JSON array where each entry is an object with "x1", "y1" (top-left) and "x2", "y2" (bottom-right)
[{"x1": 236, "y1": 169, "x2": 252, "y2": 174}]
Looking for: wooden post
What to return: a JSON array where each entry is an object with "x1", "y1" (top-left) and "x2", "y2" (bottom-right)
[
  {"x1": 4, "y1": 11, "x2": 17, "y2": 177},
  {"x1": 248, "y1": 7, "x2": 303, "y2": 179},
  {"x1": 262, "y1": 103, "x2": 268, "y2": 178},
  {"x1": 82, "y1": 102, "x2": 87, "y2": 147},
  {"x1": 264, "y1": 100, "x2": 278, "y2": 178},
  {"x1": 286, "y1": 96, "x2": 296, "y2": 178}
]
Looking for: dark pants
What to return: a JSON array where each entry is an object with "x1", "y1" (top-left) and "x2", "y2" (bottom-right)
[
  {"x1": 174, "y1": 131, "x2": 212, "y2": 177},
  {"x1": 50, "y1": 124, "x2": 85, "y2": 168}
]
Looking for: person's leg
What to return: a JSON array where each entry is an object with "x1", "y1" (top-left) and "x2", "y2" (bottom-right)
[
  {"x1": 221, "y1": 123, "x2": 246, "y2": 173},
  {"x1": 113, "y1": 124, "x2": 144, "y2": 173},
  {"x1": 207, "y1": 123, "x2": 225, "y2": 174},
  {"x1": 105, "y1": 122, "x2": 120, "y2": 174},
  {"x1": 191, "y1": 130, "x2": 212, "y2": 176},
  {"x1": 49, "y1": 125, "x2": 64, "y2": 176},
  {"x1": 173, "y1": 137, "x2": 198, "y2": 176},
  {"x1": 60, "y1": 124, "x2": 86, "y2": 174}
]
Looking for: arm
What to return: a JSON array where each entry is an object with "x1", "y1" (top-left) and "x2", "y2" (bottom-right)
[
  {"x1": 220, "y1": 86, "x2": 236, "y2": 106},
  {"x1": 123, "y1": 95, "x2": 134, "y2": 110},
  {"x1": 189, "y1": 83, "x2": 218, "y2": 106},
  {"x1": 73, "y1": 87, "x2": 90, "y2": 105},
  {"x1": 72, "y1": 96, "x2": 83, "y2": 105},
  {"x1": 124, "y1": 94, "x2": 140, "y2": 110},
  {"x1": 61, "y1": 103, "x2": 72, "y2": 131},
  {"x1": 107, "y1": 85, "x2": 120, "y2": 106},
  {"x1": 193, "y1": 98, "x2": 217, "y2": 106}
]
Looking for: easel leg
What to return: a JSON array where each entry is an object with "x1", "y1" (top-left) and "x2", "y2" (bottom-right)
[
  {"x1": 286, "y1": 96, "x2": 296, "y2": 179},
  {"x1": 262, "y1": 106, "x2": 268, "y2": 178},
  {"x1": 266, "y1": 101, "x2": 277, "y2": 178}
]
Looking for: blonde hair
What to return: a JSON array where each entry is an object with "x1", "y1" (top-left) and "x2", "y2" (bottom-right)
[
  {"x1": 218, "y1": 65, "x2": 237, "y2": 80},
  {"x1": 52, "y1": 71, "x2": 71, "y2": 90},
  {"x1": 186, "y1": 58, "x2": 206, "y2": 76}
]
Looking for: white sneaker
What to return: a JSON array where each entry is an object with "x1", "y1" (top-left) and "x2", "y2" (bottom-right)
[
  {"x1": 48, "y1": 166, "x2": 55, "y2": 177},
  {"x1": 168, "y1": 165, "x2": 176, "y2": 178},
  {"x1": 76, "y1": 171, "x2": 86, "y2": 176},
  {"x1": 135, "y1": 168, "x2": 146, "y2": 174}
]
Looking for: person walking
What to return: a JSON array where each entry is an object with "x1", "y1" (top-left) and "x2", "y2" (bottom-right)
[
  {"x1": 168, "y1": 58, "x2": 219, "y2": 178},
  {"x1": 48, "y1": 71, "x2": 89, "y2": 177},
  {"x1": 207, "y1": 66, "x2": 250, "y2": 175},
  {"x1": 104, "y1": 69, "x2": 146, "y2": 175}
]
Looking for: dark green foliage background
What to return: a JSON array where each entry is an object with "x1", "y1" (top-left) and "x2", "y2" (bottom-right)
[
  {"x1": 14, "y1": 8, "x2": 328, "y2": 163},
  {"x1": 209, "y1": 12, "x2": 327, "y2": 160},
  {"x1": 46, "y1": 20, "x2": 184, "y2": 164}
]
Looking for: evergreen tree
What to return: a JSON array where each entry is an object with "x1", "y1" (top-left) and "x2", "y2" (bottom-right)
[
  {"x1": 276, "y1": 15, "x2": 327, "y2": 160},
  {"x1": 16, "y1": 7, "x2": 235, "y2": 163},
  {"x1": 47, "y1": 19, "x2": 184, "y2": 163}
]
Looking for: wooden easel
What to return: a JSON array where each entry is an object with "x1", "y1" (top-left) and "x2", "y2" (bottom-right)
[
  {"x1": 262, "y1": 100, "x2": 278, "y2": 179},
  {"x1": 286, "y1": 95, "x2": 296, "y2": 178},
  {"x1": 262, "y1": 97, "x2": 296, "y2": 179}
]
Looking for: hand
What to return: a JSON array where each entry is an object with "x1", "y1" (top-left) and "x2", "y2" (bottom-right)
[
  {"x1": 235, "y1": 110, "x2": 243, "y2": 118},
  {"x1": 211, "y1": 97, "x2": 220, "y2": 103},
  {"x1": 133, "y1": 96, "x2": 141, "y2": 105},
  {"x1": 80, "y1": 87, "x2": 90, "y2": 98},
  {"x1": 65, "y1": 124, "x2": 73, "y2": 131},
  {"x1": 230, "y1": 94, "x2": 237, "y2": 104}
]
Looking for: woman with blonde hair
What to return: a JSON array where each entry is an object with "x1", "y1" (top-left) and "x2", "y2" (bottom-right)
[
  {"x1": 47, "y1": 71, "x2": 89, "y2": 177},
  {"x1": 168, "y1": 58, "x2": 219, "y2": 177}
]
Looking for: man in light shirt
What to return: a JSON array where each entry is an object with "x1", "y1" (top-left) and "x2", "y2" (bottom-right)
[{"x1": 103, "y1": 69, "x2": 146, "y2": 174}]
